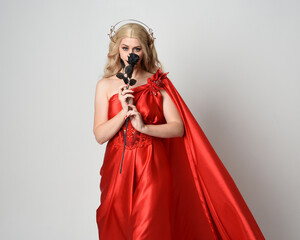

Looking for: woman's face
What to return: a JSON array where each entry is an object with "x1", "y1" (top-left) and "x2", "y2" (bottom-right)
[{"x1": 118, "y1": 37, "x2": 144, "y2": 67}]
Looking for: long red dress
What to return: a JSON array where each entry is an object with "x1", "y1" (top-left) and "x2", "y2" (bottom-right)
[{"x1": 96, "y1": 69, "x2": 265, "y2": 240}]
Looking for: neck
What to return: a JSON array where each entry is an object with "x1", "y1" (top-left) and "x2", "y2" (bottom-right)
[{"x1": 130, "y1": 65, "x2": 144, "y2": 80}]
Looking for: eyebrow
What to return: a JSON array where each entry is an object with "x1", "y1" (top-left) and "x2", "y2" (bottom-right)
[{"x1": 121, "y1": 44, "x2": 141, "y2": 48}]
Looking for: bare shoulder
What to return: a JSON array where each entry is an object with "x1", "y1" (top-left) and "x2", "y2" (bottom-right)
[
  {"x1": 95, "y1": 76, "x2": 114, "y2": 101},
  {"x1": 160, "y1": 88, "x2": 174, "y2": 105},
  {"x1": 96, "y1": 77, "x2": 110, "y2": 88},
  {"x1": 159, "y1": 88, "x2": 168, "y2": 98}
]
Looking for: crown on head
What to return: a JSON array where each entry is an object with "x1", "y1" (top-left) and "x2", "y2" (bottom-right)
[{"x1": 108, "y1": 19, "x2": 156, "y2": 44}]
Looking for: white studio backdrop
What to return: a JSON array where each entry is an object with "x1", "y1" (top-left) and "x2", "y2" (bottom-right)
[{"x1": 0, "y1": 0, "x2": 299, "y2": 239}]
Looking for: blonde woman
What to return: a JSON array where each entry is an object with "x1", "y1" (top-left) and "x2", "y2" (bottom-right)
[{"x1": 93, "y1": 20, "x2": 265, "y2": 240}]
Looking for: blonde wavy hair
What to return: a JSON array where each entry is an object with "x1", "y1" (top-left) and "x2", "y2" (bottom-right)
[{"x1": 103, "y1": 23, "x2": 163, "y2": 78}]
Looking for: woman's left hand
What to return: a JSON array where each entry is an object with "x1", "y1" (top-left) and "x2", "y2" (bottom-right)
[{"x1": 126, "y1": 104, "x2": 146, "y2": 133}]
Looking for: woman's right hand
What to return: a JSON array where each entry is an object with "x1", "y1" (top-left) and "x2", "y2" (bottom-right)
[{"x1": 118, "y1": 84, "x2": 134, "y2": 113}]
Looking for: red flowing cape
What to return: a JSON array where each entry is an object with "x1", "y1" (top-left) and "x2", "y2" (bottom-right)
[{"x1": 161, "y1": 73, "x2": 265, "y2": 239}]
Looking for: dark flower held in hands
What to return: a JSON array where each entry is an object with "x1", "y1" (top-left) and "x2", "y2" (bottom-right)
[
  {"x1": 115, "y1": 53, "x2": 140, "y2": 174},
  {"x1": 129, "y1": 79, "x2": 137, "y2": 86},
  {"x1": 125, "y1": 65, "x2": 134, "y2": 78},
  {"x1": 128, "y1": 53, "x2": 140, "y2": 66},
  {"x1": 116, "y1": 72, "x2": 128, "y2": 84},
  {"x1": 125, "y1": 53, "x2": 139, "y2": 78},
  {"x1": 116, "y1": 53, "x2": 140, "y2": 86}
]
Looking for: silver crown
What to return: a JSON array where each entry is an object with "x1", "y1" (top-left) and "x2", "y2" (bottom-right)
[{"x1": 108, "y1": 19, "x2": 156, "y2": 43}]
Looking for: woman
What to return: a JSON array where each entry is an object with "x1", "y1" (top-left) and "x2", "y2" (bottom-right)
[{"x1": 93, "y1": 20, "x2": 265, "y2": 240}]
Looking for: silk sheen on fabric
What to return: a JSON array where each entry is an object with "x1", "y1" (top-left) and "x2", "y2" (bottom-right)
[{"x1": 96, "y1": 69, "x2": 265, "y2": 240}]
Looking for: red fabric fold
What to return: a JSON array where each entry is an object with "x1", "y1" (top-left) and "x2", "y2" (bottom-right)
[{"x1": 161, "y1": 69, "x2": 265, "y2": 239}]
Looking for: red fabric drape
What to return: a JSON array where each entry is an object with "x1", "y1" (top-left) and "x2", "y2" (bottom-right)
[{"x1": 161, "y1": 71, "x2": 265, "y2": 239}]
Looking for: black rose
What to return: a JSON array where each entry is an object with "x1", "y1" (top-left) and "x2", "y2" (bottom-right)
[
  {"x1": 129, "y1": 79, "x2": 137, "y2": 86},
  {"x1": 125, "y1": 65, "x2": 133, "y2": 78},
  {"x1": 128, "y1": 53, "x2": 139, "y2": 66}
]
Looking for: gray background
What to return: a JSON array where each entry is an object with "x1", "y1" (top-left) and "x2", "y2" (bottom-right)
[{"x1": 1, "y1": 0, "x2": 299, "y2": 239}]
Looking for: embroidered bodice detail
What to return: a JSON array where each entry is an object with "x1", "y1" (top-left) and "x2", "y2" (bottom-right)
[
  {"x1": 111, "y1": 125, "x2": 153, "y2": 149},
  {"x1": 108, "y1": 69, "x2": 169, "y2": 149}
]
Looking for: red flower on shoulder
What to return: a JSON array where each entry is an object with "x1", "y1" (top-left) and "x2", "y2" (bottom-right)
[{"x1": 147, "y1": 68, "x2": 169, "y2": 96}]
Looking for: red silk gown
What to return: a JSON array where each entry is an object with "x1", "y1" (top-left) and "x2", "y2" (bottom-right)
[{"x1": 96, "y1": 69, "x2": 265, "y2": 240}]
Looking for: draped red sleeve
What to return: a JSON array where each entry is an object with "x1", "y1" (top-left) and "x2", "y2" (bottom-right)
[{"x1": 160, "y1": 69, "x2": 265, "y2": 239}]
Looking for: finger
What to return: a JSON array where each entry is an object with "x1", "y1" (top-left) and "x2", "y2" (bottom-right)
[
  {"x1": 119, "y1": 86, "x2": 124, "y2": 95},
  {"x1": 119, "y1": 85, "x2": 128, "y2": 93},
  {"x1": 122, "y1": 89, "x2": 134, "y2": 94},
  {"x1": 119, "y1": 92, "x2": 133, "y2": 98},
  {"x1": 127, "y1": 109, "x2": 137, "y2": 115},
  {"x1": 128, "y1": 110, "x2": 141, "y2": 117},
  {"x1": 128, "y1": 111, "x2": 138, "y2": 117},
  {"x1": 119, "y1": 85, "x2": 126, "y2": 92},
  {"x1": 127, "y1": 104, "x2": 137, "y2": 110},
  {"x1": 126, "y1": 106, "x2": 136, "y2": 112},
  {"x1": 124, "y1": 94, "x2": 135, "y2": 99}
]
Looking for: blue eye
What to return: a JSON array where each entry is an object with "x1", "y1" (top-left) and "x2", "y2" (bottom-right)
[{"x1": 121, "y1": 47, "x2": 141, "y2": 52}]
